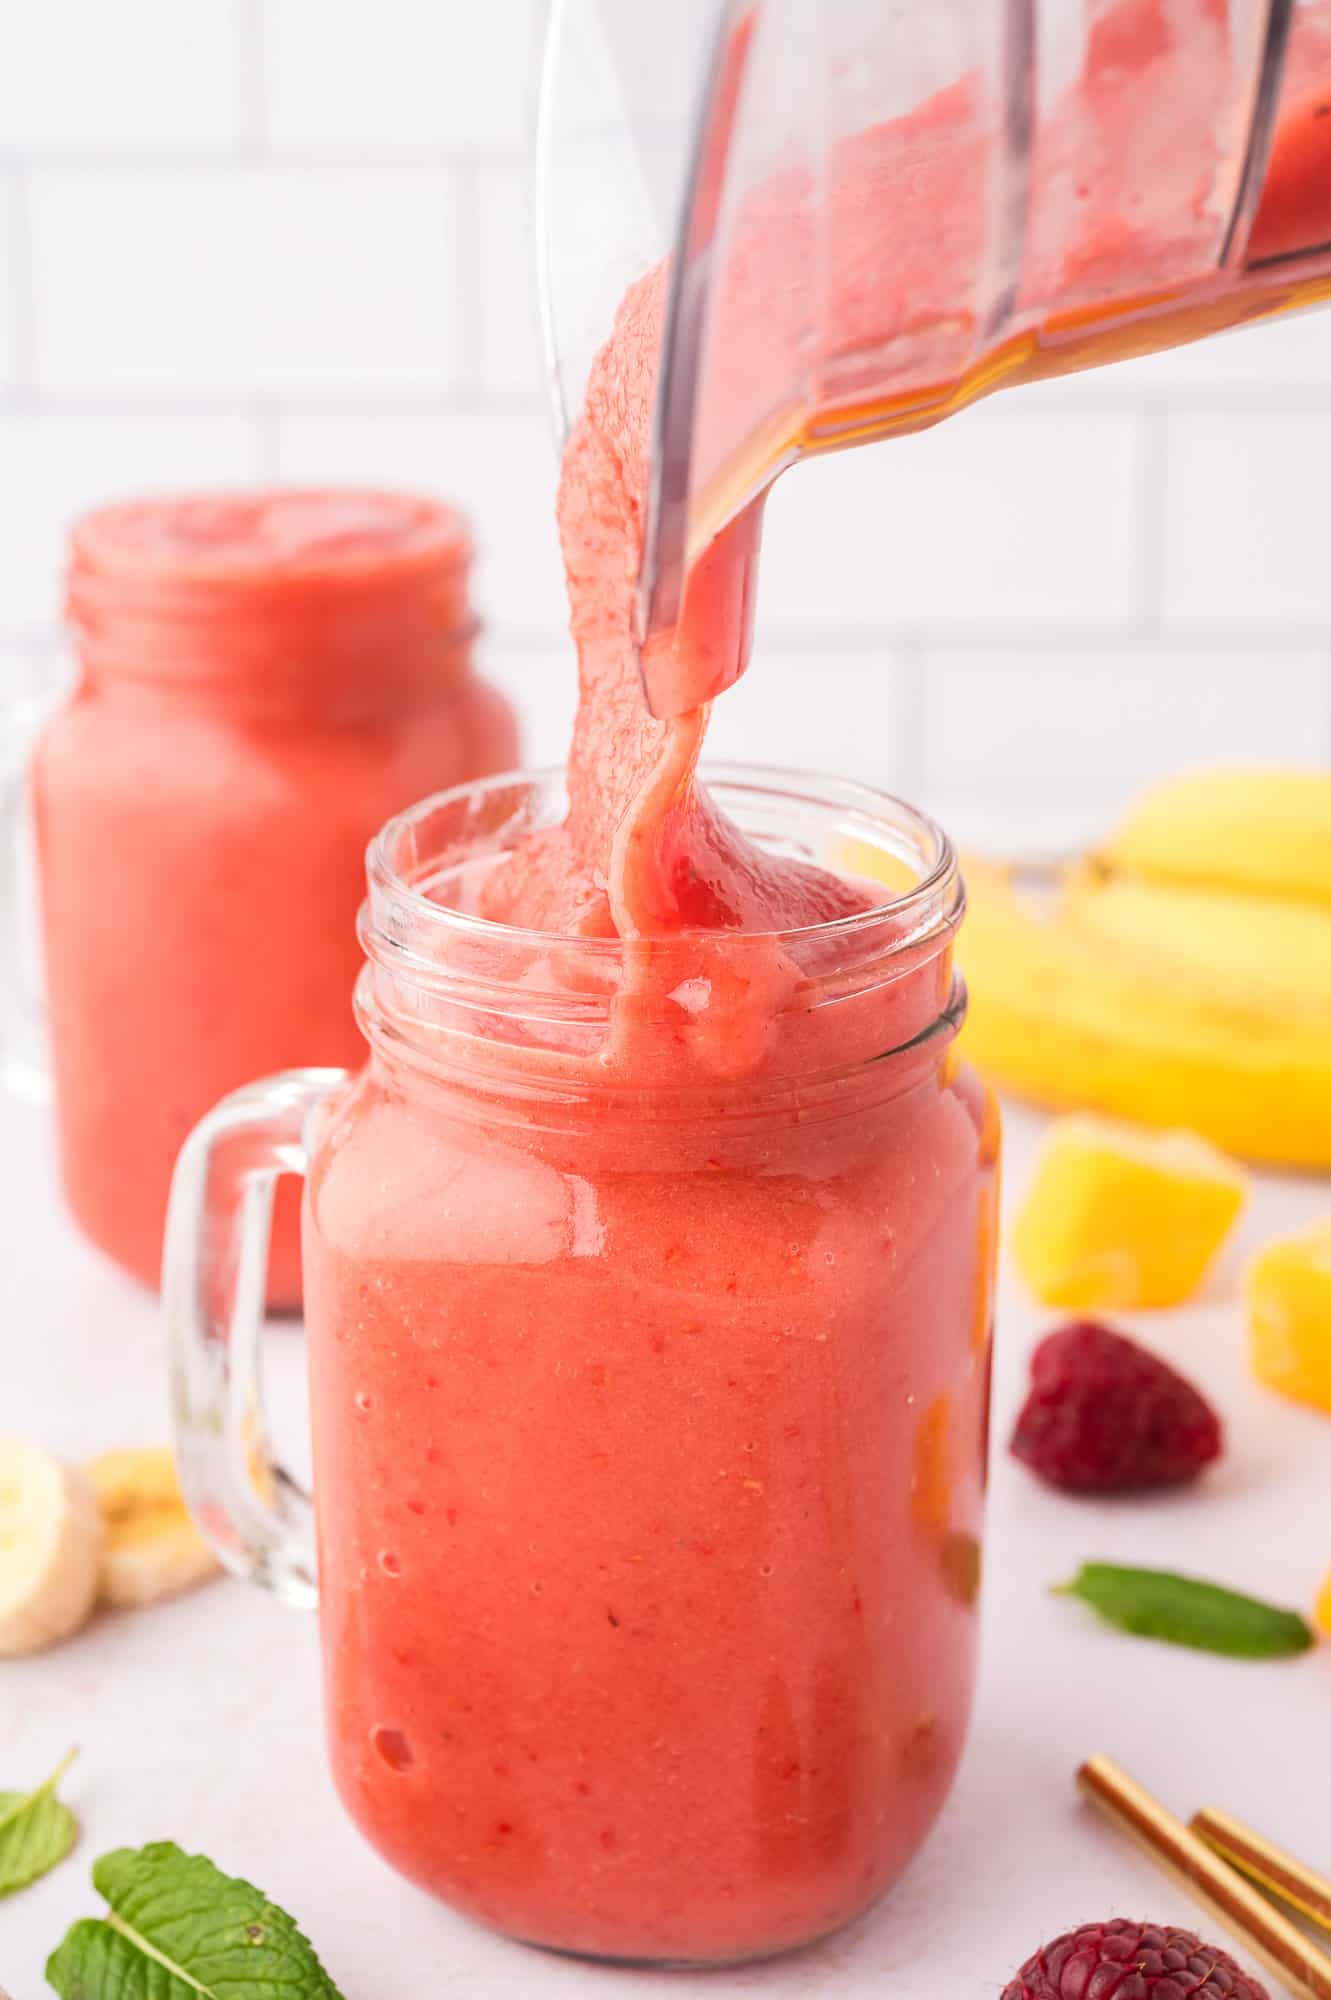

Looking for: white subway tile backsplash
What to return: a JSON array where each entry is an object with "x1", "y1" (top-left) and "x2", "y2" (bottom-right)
[
  {"x1": 533, "y1": 134, "x2": 666, "y2": 425},
  {"x1": 701, "y1": 652, "x2": 905, "y2": 794},
  {"x1": 266, "y1": 0, "x2": 539, "y2": 148},
  {"x1": 920, "y1": 650, "x2": 1331, "y2": 811},
  {"x1": 274, "y1": 404, "x2": 567, "y2": 639},
  {"x1": 1162, "y1": 410, "x2": 1331, "y2": 622},
  {"x1": 29, "y1": 167, "x2": 459, "y2": 394},
  {"x1": 1018, "y1": 301, "x2": 1331, "y2": 411},
  {"x1": 486, "y1": 651, "x2": 907, "y2": 808},
  {"x1": 477, "y1": 165, "x2": 543, "y2": 395},
  {"x1": 1102, "y1": 302, "x2": 1331, "y2": 394},
  {"x1": 0, "y1": 406, "x2": 259, "y2": 627},
  {"x1": 485, "y1": 649, "x2": 579, "y2": 770},
  {"x1": 0, "y1": 1, "x2": 235, "y2": 148},
  {"x1": 755, "y1": 405, "x2": 1143, "y2": 631}
]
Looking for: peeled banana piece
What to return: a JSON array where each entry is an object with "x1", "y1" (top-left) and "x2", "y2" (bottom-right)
[
  {"x1": 87, "y1": 1448, "x2": 220, "y2": 1609},
  {"x1": 0, "y1": 1439, "x2": 104, "y2": 1657}
]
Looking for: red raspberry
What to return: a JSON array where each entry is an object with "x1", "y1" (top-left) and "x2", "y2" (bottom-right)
[
  {"x1": 1010, "y1": 1321, "x2": 1223, "y2": 1492},
  {"x1": 1002, "y1": 1919, "x2": 1269, "y2": 1999}
]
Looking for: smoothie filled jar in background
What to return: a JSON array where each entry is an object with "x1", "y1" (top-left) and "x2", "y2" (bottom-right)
[
  {"x1": 34, "y1": 489, "x2": 518, "y2": 1304},
  {"x1": 165, "y1": 767, "x2": 998, "y2": 1967}
]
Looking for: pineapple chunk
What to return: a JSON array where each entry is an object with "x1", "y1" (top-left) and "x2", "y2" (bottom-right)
[
  {"x1": 1013, "y1": 1114, "x2": 1246, "y2": 1310},
  {"x1": 1315, "y1": 1568, "x2": 1331, "y2": 1639},
  {"x1": 1246, "y1": 1220, "x2": 1331, "y2": 1417}
]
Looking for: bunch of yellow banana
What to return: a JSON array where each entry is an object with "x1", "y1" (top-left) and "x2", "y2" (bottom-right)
[{"x1": 957, "y1": 769, "x2": 1331, "y2": 1168}]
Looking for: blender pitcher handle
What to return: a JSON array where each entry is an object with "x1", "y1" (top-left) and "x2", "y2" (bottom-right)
[{"x1": 163, "y1": 1067, "x2": 348, "y2": 1610}]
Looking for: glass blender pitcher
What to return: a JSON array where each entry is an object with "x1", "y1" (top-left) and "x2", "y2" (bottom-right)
[{"x1": 538, "y1": 0, "x2": 1331, "y2": 715}]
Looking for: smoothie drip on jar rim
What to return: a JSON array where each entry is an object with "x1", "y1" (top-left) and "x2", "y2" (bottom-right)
[{"x1": 481, "y1": 267, "x2": 874, "y2": 950}]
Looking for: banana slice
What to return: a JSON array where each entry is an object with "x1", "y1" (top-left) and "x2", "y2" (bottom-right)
[
  {"x1": 87, "y1": 1448, "x2": 220, "y2": 1609},
  {"x1": 0, "y1": 1438, "x2": 104, "y2": 1657}
]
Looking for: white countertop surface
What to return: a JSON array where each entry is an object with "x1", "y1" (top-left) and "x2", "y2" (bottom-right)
[{"x1": 3, "y1": 1087, "x2": 1329, "y2": 1999}]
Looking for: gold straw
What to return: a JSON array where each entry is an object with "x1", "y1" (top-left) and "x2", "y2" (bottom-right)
[
  {"x1": 1192, "y1": 1809, "x2": 1331, "y2": 1939},
  {"x1": 1078, "y1": 1756, "x2": 1331, "y2": 2000}
]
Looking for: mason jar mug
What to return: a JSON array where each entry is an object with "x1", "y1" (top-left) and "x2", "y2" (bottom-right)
[
  {"x1": 34, "y1": 489, "x2": 518, "y2": 1303},
  {"x1": 164, "y1": 767, "x2": 998, "y2": 1966}
]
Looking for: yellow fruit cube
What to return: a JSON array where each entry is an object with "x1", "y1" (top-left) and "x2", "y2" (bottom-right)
[
  {"x1": 1246, "y1": 1220, "x2": 1331, "y2": 1417},
  {"x1": 1316, "y1": 1568, "x2": 1331, "y2": 1639},
  {"x1": 1013, "y1": 1115, "x2": 1246, "y2": 1310}
]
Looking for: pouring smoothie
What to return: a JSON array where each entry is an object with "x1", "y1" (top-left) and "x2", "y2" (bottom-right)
[{"x1": 169, "y1": 0, "x2": 1331, "y2": 1968}]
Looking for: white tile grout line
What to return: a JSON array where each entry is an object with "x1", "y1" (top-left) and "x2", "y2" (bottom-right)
[
  {"x1": 0, "y1": 135, "x2": 655, "y2": 171},
  {"x1": 4, "y1": 620, "x2": 1331, "y2": 657},
  {"x1": 0, "y1": 387, "x2": 548, "y2": 418},
  {"x1": 759, "y1": 621, "x2": 1331, "y2": 652},
  {"x1": 4, "y1": 379, "x2": 1331, "y2": 417},
  {"x1": 7, "y1": 143, "x2": 527, "y2": 173},
  {"x1": 4, "y1": 163, "x2": 38, "y2": 389},
  {"x1": 252, "y1": 401, "x2": 282, "y2": 482},
  {"x1": 231, "y1": 0, "x2": 271, "y2": 156},
  {"x1": 0, "y1": 627, "x2": 67, "y2": 656}
]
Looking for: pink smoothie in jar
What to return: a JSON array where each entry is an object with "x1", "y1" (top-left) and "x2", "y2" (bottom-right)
[
  {"x1": 302, "y1": 770, "x2": 996, "y2": 1966},
  {"x1": 35, "y1": 490, "x2": 518, "y2": 1301}
]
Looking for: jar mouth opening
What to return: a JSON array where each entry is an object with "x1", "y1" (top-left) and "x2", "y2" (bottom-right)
[
  {"x1": 359, "y1": 767, "x2": 965, "y2": 1089},
  {"x1": 66, "y1": 488, "x2": 477, "y2": 689},
  {"x1": 365, "y1": 763, "x2": 960, "y2": 955}
]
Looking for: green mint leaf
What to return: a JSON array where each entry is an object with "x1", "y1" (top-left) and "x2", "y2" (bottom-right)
[
  {"x1": 1056, "y1": 1562, "x2": 1315, "y2": 1659},
  {"x1": 0, "y1": 1748, "x2": 78, "y2": 1898},
  {"x1": 45, "y1": 1841, "x2": 345, "y2": 2000}
]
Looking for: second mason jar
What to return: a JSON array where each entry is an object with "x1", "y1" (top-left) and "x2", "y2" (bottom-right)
[
  {"x1": 34, "y1": 489, "x2": 518, "y2": 1303},
  {"x1": 166, "y1": 768, "x2": 998, "y2": 1966}
]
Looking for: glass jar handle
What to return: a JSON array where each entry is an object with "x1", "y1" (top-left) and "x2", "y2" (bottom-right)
[{"x1": 163, "y1": 1067, "x2": 348, "y2": 1610}]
